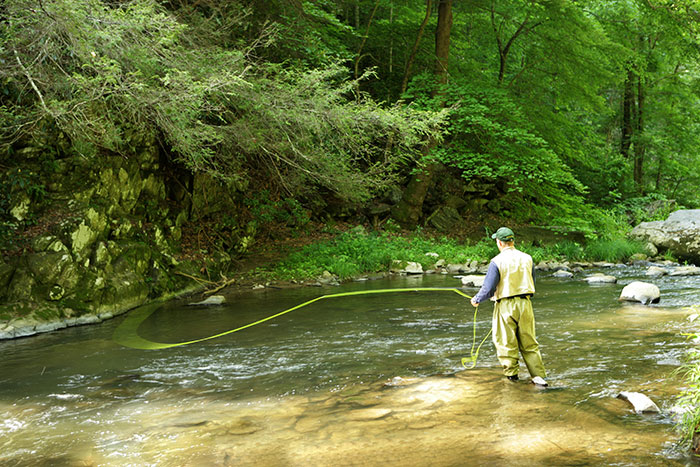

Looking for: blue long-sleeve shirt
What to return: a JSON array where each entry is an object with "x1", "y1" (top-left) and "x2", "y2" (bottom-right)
[{"x1": 472, "y1": 261, "x2": 536, "y2": 304}]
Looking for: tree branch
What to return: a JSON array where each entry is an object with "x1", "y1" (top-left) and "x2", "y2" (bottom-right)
[
  {"x1": 354, "y1": 0, "x2": 381, "y2": 79},
  {"x1": 14, "y1": 49, "x2": 51, "y2": 115}
]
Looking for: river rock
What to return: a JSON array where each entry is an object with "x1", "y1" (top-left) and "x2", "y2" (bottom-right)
[
  {"x1": 445, "y1": 263, "x2": 463, "y2": 274},
  {"x1": 645, "y1": 266, "x2": 667, "y2": 277},
  {"x1": 617, "y1": 391, "x2": 660, "y2": 413},
  {"x1": 535, "y1": 261, "x2": 570, "y2": 272},
  {"x1": 404, "y1": 262, "x2": 424, "y2": 274},
  {"x1": 583, "y1": 273, "x2": 617, "y2": 284},
  {"x1": 669, "y1": 265, "x2": 700, "y2": 276},
  {"x1": 317, "y1": 271, "x2": 340, "y2": 285},
  {"x1": 188, "y1": 295, "x2": 226, "y2": 306},
  {"x1": 630, "y1": 209, "x2": 700, "y2": 264},
  {"x1": 619, "y1": 281, "x2": 660, "y2": 305},
  {"x1": 460, "y1": 275, "x2": 485, "y2": 287},
  {"x1": 552, "y1": 270, "x2": 574, "y2": 278}
]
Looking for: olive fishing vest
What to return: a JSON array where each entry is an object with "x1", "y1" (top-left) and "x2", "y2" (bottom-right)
[{"x1": 492, "y1": 247, "x2": 535, "y2": 301}]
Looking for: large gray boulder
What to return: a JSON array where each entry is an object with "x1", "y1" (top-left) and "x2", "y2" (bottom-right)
[
  {"x1": 619, "y1": 281, "x2": 660, "y2": 305},
  {"x1": 629, "y1": 210, "x2": 700, "y2": 264}
]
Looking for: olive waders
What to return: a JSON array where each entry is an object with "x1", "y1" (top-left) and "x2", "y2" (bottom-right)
[{"x1": 492, "y1": 295, "x2": 546, "y2": 378}]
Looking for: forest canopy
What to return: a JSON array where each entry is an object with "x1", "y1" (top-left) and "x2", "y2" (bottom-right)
[{"x1": 2, "y1": 0, "x2": 700, "y2": 235}]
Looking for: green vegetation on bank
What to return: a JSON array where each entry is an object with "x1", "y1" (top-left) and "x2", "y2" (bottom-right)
[
  {"x1": 260, "y1": 228, "x2": 650, "y2": 281},
  {"x1": 674, "y1": 314, "x2": 700, "y2": 451}
]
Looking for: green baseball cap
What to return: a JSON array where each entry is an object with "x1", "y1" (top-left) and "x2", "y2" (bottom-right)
[{"x1": 491, "y1": 227, "x2": 515, "y2": 242}]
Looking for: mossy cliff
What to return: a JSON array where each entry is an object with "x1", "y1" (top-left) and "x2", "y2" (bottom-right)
[{"x1": 0, "y1": 134, "x2": 248, "y2": 339}]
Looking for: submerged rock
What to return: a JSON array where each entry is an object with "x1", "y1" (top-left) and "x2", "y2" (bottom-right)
[
  {"x1": 617, "y1": 391, "x2": 660, "y2": 413},
  {"x1": 552, "y1": 270, "x2": 574, "y2": 278},
  {"x1": 669, "y1": 265, "x2": 700, "y2": 276},
  {"x1": 619, "y1": 281, "x2": 660, "y2": 305},
  {"x1": 347, "y1": 408, "x2": 392, "y2": 421},
  {"x1": 188, "y1": 295, "x2": 226, "y2": 306},
  {"x1": 583, "y1": 273, "x2": 617, "y2": 284},
  {"x1": 645, "y1": 266, "x2": 667, "y2": 277}
]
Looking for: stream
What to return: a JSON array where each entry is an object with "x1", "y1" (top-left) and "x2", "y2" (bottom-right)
[{"x1": 1, "y1": 265, "x2": 700, "y2": 466}]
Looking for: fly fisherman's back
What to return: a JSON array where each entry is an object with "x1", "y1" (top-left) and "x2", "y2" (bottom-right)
[{"x1": 470, "y1": 227, "x2": 548, "y2": 387}]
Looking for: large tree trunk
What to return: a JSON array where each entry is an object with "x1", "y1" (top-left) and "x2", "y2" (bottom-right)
[
  {"x1": 621, "y1": 65, "x2": 635, "y2": 160},
  {"x1": 392, "y1": 0, "x2": 452, "y2": 227},
  {"x1": 633, "y1": 73, "x2": 645, "y2": 193}
]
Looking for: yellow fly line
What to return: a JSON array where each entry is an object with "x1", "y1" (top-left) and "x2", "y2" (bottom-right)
[{"x1": 112, "y1": 287, "x2": 491, "y2": 367}]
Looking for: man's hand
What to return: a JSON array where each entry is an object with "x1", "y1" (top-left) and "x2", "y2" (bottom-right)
[{"x1": 470, "y1": 297, "x2": 479, "y2": 307}]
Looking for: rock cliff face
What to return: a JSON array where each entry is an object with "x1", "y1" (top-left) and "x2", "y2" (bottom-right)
[
  {"x1": 0, "y1": 136, "x2": 246, "y2": 339},
  {"x1": 629, "y1": 210, "x2": 700, "y2": 265}
]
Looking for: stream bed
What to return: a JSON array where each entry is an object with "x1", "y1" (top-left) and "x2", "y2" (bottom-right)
[{"x1": 1, "y1": 266, "x2": 700, "y2": 466}]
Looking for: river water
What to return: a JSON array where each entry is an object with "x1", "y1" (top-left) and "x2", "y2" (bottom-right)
[{"x1": 1, "y1": 266, "x2": 700, "y2": 466}]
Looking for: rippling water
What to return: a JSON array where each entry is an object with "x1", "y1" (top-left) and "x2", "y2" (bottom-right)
[{"x1": 1, "y1": 266, "x2": 699, "y2": 466}]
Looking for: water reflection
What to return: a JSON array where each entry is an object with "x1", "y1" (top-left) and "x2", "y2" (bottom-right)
[{"x1": 0, "y1": 267, "x2": 699, "y2": 465}]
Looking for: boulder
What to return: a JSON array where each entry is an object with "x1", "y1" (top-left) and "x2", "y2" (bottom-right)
[
  {"x1": 645, "y1": 266, "x2": 667, "y2": 277},
  {"x1": 583, "y1": 273, "x2": 617, "y2": 284},
  {"x1": 460, "y1": 275, "x2": 485, "y2": 287},
  {"x1": 404, "y1": 262, "x2": 424, "y2": 274},
  {"x1": 629, "y1": 209, "x2": 700, "y2": 264},
  {"x1": 619, "y1": 281, "x2": 660, "y2": 305},
  {"x1": 427, "y1": 206, "x2": 463, "y2": 232},
  {"x1": 669, "y1": 265, "x2": 700, "y2": 276},
  {"x1": 553, "y1": 270, "x2": 574, "y2": 278},
  {"x1": 617, "y1": 391, "x2": 660, "y2": 413}
]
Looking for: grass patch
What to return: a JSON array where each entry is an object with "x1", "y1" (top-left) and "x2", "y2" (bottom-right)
[
  {"x1": 266, "y1": 230, "x2": 497, "y2": 280},
  {"x1": 261, "y1": 230, "x2": 650, "y2": 281},
  {"x1": 583, "y1": 238, "x2": 647, "y2": 263}
]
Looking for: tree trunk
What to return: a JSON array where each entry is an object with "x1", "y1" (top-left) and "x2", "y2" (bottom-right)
[
  {"x1": 434, "y1": 0, "x2": 453, "y2": 84},
  {"x1": 621, "y1": 65, "x2": 635, "y2": 160},
  {"x1": 633, "y1": 73, "x2": 645, "y2": 193},
  {"x1": 400, "y1": 0, "x2": 432, "y2": 95},
  {"x1": 392, "y1": 0, "x2": 452, "y2": 227}
]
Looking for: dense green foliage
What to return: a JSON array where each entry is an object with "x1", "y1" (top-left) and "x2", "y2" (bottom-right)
[
  {"x1": 4, "y1": 0, "x2": 700, "y2": 236},
  {"x1": 0, "y1": 0, "x2": 440, "y2": 206}
]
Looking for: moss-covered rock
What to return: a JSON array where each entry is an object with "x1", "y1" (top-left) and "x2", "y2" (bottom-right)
[{"x1": 1, "y1": 137, "x2": 243, "y2": 341}]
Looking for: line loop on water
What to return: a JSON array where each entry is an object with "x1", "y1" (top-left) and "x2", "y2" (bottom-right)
[{"x1": 113, "y1": 287, "x2": 487, "y2": 365}]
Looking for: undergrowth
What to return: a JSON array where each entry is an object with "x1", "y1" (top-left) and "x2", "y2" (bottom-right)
[
  {"x1": 674, "y1": 307, "x2": 700, "y2": 450},
  {"x1": 262, "y1": 229, "x2": 650, "y2": 281}
]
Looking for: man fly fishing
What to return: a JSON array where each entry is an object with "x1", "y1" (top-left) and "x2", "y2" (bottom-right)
[{"x1": 470, "y1": 227, "x2": 548, "y2": 387}]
